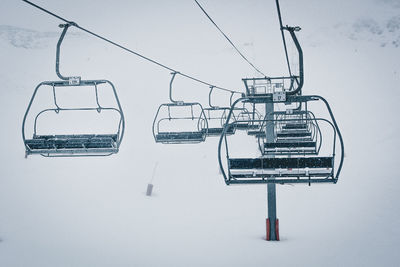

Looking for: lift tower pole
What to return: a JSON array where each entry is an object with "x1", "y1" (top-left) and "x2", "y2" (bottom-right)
[{"x1": 266, "y1": 101, "x2": 279, "y2": 241}]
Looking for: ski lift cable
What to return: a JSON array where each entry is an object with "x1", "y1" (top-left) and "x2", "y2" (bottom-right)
[
  {"x1": 21, "y1": 0, "x2": 242, "y2": 94},
  {"x1": 275, "y1": 0, "x2": 293, "y2": 77},
  {"x1": 194, "y1": 0, "x2": 267, "y2": 78}
]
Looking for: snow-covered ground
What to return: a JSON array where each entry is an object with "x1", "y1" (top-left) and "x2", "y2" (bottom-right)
[{"x1": 0, "y1": 0, "x2": 399, "y2": 266}]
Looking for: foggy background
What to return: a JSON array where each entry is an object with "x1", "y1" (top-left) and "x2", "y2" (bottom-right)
[{"x1": 0, "y1": 0, "x2": 399, "y2": 266}]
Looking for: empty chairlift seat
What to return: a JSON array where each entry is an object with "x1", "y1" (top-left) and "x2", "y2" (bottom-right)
[
  {"x1": 153, "y1": 102, "x2": 208, "y2": 144},
  {"x1": 233, "y1": 108, "x2": 261, "y2": 131},
  {"x1": 155, "y1": 131, "x2": 205, "y2": 143},
  {"x1": 228, "y1": 156, "x2": 334, "y2": 184},
  {"x1": 282, "y1": 123, "x2": 307, "y2": 130},
  {"x1": 276, "y1": 130, "x2": 311, "y2": 138},
  {"x1": 218, "y1": 95, "x2": 344, "y2": 185},
  {"x1": 22, "y1": 80, "x2": 125, "y2": 157},
  {"x1": 275, "y1": 126, "x2": 313, "y2": 142},
  {"x1": 25, "y1": 134, "x2": 118, "y2": 155},
  {"x1": 153, "y1": 72, "x2": 210, "y2": 144},
  {"x1": 262, "y1": 113, "x2": 320, "y2": 156},
  {"x1": 203, "y1": 107, "x2": 236, "y2": 137},
  {"x1": 264, "y1": 141, "x2": 317, "y2": 155},
  {"x1": 247, "y1": 128, "x2": 267, "y2": 138},
  {"x1": 205, "y1": 124, "x2": 236, "y2": 136},
  {"x1": 247, "y1": 123, "x2": 267, "y2": 138}
]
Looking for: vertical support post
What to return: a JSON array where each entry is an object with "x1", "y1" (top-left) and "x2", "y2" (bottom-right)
[
  {"x1": 266, "y1": 101, "x2": 279, "y2": 241},
  {"x1": 146, "y1": 162, "x2": 158, "y2": 196}
]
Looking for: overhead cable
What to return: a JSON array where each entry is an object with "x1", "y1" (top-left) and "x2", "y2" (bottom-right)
[
  {"x1": 21, "y1": 0, "x2": 241, "y2": 94},
  {"x1": 194, "y1": 0, "x2": 267, "y2": 78}
]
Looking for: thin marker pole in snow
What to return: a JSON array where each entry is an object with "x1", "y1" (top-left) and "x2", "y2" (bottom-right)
[{"x1": 146, "y1": 162, "x2": 158, "y2": 196}]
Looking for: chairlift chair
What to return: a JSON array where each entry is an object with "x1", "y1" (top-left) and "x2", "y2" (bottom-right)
[
  {"x1": 203, "y1": 86, "x2": 236, "y2": 137},
  {"x1": 262, "y1": 110, "x2": 322, "y2": 156},
  {"x1": 22, "y1": 23, "x2": 125, "y2": 157},
  {"x1": 152, "y1": 72, "x2": 208, "y2": 144},
  {"x1": 243, "y1": 76, "x2": 298, "y2": 97},
  {"x1": 232, "y1": 104, "x2": 261, "y2": 131},
  {"x1": 243, "y1": 25, "x2": 304, "y2": 99},
  {"x1": 218, "y1": 95, "x2": 344, "y2": 185},
  {"x1": 203, "y1": 107, "x2": 236, "y2": 136},
  {"x1": 246, "y1": 108, "x2": 267, "y2": 138}
]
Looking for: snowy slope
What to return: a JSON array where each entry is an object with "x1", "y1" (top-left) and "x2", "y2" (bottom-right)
[{"x1": 0, "y1": 0, "x2": 399, "y2": 266}]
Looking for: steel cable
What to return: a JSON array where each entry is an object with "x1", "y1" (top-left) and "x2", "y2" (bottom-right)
[
  {"x1": 22, "y1": 0, "x2": 242, "y2": 94},
  {"x1": 194, "y1": 0, "x2": 267, "y2": 78}
]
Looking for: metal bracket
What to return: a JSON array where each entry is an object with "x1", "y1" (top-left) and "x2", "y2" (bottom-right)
[
  {"x1": 283, "y1": 25, "x2": 301, "y2": 32},
  {"x1": 68, "y1": 76, "x2": 81, "y2": 85},
  {"x1": 273, "y1": 92, "x2": 286, "y2": 102}
]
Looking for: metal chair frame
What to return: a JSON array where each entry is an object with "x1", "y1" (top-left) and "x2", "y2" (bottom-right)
[
  {"x1": 22, "y1": 23, "x2": 125, "y2": 157},
  {"x1": 152, "y1": 72, "x2": 208, "y2": 144},
  {"x1": 202, "y1": 86, "x2": 237, "y2": 137},
  {"x1": 232, "y1": 102, "x2": 262, "y2": 131},
  {"x1": 262, "y1": 116, "x2": 322, "y2": 156},
  {"x1": 217, "y1": 95, "x2": 344, "y2": 185}
]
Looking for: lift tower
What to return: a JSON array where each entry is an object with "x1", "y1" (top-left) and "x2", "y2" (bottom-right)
[{"x1": 266, "y1": 100, "x2": 278, "y2": 240}]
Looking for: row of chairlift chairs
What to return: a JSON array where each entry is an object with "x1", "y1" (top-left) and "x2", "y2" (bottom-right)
[
  {"x1": 221, "y1": 89, "x2": 342, "y2": 185},
  {"x1": 152, "y1": 72, "x2": 344, "y2": 185},
  {"x1": 21, "y1": 23, "x2": 248, "y2": 155},
  {"x1": 152, "y1": 73, "x2": 268, "y2": 146},
  {"x1": 152, "y1": 25, "x2": 344, "y2": 186},
  {"x1": 152, "y1": 72, "x2": 246, "y2": 144},
  {"x1": 22, "y1": 22, "x2": 344, "y2": 187},
  {"x1": 19, "y1": 2, "x2": 344, "y2": 244}
]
